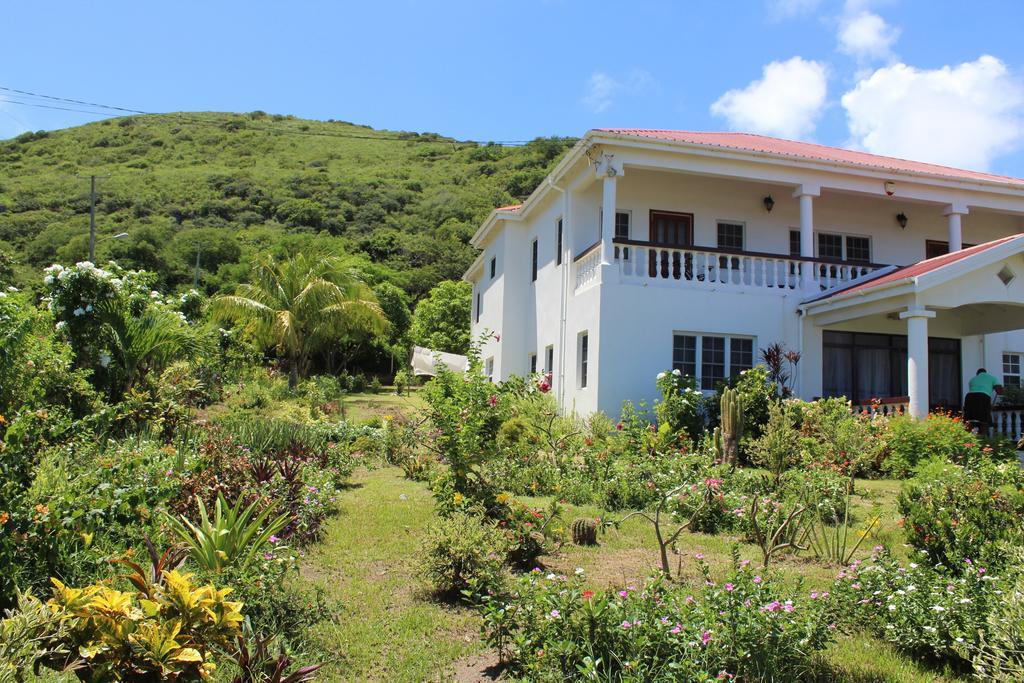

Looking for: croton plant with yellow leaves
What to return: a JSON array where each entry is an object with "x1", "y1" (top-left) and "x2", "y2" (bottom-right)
[{"x1": 11, "y1": 545, "x2": 244, "y2": 681}]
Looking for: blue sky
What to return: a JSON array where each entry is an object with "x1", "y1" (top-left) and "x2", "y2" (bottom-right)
[{"x1": 3, "y1": 0, "x2": 1024, "y2": 175}]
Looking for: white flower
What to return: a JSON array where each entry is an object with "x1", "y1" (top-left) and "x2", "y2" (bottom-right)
[
  {"x1": 672, "y1": 369, "x2": 681, "y2": 376},
  {"x1": 85, "y1": 304, "x2": 93, "y2": 312},
  {"x1": 931, "y1": 605, "x2": 946, "y2": 612},
  {"x1": 546, "y1": 573, "x2": 556, "y2": 580},
  {"x1": 657, "y1": 372, "x2": 667, "y2": 380},
  {"x1": 43, "y1": 275, "x2": 54, "y2": 285},
  {"x1": 55, "y1": 321, "x2": 67, "y2": 331},
  {"x1": 150, "y1": 291, "x2": 160, "y2": 299},
  {"x1": 887, "y1": 604, "x2": 896, "y2": 611},
  {"x1": 76, "y1": 261, "x2": 95, "y2": 269},
  {"x1": 923, "y1": 626, "x2": 937, "y2": 633},
  {"x1": 98, "y1": 352, "x2": 111, "y2": 368},
  {"x1": 574, "y1": 567, "x2": 585, "y2": 575},
  {"x1": 959, "y1": 598, "x2": 971, "y2": 604},
  {"x1": 73, "y1": 307, "x2": 85, "y2": 317}
]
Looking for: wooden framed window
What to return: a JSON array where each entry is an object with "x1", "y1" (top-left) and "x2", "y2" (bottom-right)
[
  {"x1": 926, "y1": 239, "x2": 976, "y2": 260},
  {"x1": 649, "y1": 210, "x2": 693, "y2": 246}
]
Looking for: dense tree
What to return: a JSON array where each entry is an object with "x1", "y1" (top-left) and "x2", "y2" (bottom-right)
[
  {"x1": 409, "y1": 280, "x2": 472, "y2": 355},
  {"x1": 213, "y1": 252, "x2": 387, "y2": 386}
]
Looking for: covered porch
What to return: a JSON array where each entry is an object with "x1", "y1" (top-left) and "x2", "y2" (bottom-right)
[{"x1": 802, "y1": 234, "x2": 1024, "y2": 427}]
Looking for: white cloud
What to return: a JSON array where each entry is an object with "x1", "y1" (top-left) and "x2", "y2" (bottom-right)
[
  {"x1": 710, "y1": 57, "x2": 828, "y2": 139},
  {"x1": 841, "y1": 55, "x2": 1024, "y2": 170},
  {"x1": 766, "y1": 0, "x2": 821, "y2": 20},
  {"x1": 838, "y1": 10, "x2": 900, "y2": 61},
  {"x1": 582, "y1": 69, "x2": 659, "y2": 114}
]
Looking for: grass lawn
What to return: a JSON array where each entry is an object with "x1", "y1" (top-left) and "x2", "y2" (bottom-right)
[
  {"x1": 339, "y1": 389, "x2": 426, "y2": 423},
  {"x1": 300, "y1": 468, "x2": 964, "y2": 682},
  {"x1": 299, "y1": 467, "x2": 484, "y2": 681}
]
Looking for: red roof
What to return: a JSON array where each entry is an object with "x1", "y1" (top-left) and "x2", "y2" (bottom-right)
[
  {"x1": 495, "y1": 204, "x2": 522, "y2": 212},
  {"x1": 598, "y1": 129, "x2": 1024, "y2": 187},
  {"x1": 831, "y1": 234, "x2": 1024, "y2": 297}
]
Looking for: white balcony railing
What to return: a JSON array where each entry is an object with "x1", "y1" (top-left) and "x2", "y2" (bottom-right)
[
  {"x1": 574, "y1": 243, "x2": 602, "y2": 291},
  {"x1": 612, "y1": 240, "x2": 879, "y2": 293},
  {"x1": 852, "y1": 399, "x2": 1024, "y2": 443}
]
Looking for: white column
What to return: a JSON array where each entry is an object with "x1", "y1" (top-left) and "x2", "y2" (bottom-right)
[
  {"x1": 600, "y1": 173, "x2": 617, "y2": 266},
  {"x1": 943, "y1": 203, "x2": 968, "y2": 252},
  {"x1": 900, "y1": 306, "x2": 936, "y2": 419},
  {"x1": 794, "y1": 184, "x2": 820, "y2": 288}
]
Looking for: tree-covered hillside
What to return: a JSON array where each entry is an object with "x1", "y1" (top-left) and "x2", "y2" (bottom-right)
[{"x1": 0, "y1": 112, "x2": 575, "y2": 297}]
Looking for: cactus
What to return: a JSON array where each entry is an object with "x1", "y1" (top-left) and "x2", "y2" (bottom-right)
[
  {"x1": 719, "y1": 387, "x2": 744, "y2": 466},
  {"x1": 570, "y1": 518, "x2": 598, "y2": 546}
]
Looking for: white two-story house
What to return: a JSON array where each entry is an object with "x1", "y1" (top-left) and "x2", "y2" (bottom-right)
[{"x1": 464, "y1": 129, "x2": 1024, "y2": 432}]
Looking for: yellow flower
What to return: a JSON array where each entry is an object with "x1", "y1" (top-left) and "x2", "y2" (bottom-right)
[
  {"x1": 453, "y1": 493, "x2": 464, "y2": 505},
  {"x1": 495, "y1": 493, "x2": 511, "y2": 505}
]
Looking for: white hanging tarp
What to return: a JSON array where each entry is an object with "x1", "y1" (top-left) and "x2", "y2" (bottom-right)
[{"x1": 411, "y1": 345, "x2": 468, "y2": 376}]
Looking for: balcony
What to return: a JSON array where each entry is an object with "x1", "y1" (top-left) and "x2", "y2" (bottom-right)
[{"x1": 573, "y1": 238, "x2": 886, "y2": 294}]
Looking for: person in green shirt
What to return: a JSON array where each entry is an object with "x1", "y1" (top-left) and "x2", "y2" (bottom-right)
[{"x1": 964, "y1": 368, "x2": 1002, "y2": 434}]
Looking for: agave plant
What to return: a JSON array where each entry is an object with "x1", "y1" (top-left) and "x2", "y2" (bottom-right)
[{"x1": 167, "y1": 493, "x2": 291, "y2": 572}]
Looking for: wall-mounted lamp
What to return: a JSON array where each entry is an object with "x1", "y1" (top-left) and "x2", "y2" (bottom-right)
[
  {"x1": 896, "y1": 212, "x2": 908, "y2": 229},
  {"x1": 763, "y1": 195, "x2": 775, "y2": 212},
  {"x1": 884, "y1": 181, "x2": 896, "y2": 196}
]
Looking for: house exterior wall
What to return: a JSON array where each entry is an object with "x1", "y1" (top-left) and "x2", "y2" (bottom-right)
[{"x1": 467, "y1": 138, "x2": 1024, "y2": 417}]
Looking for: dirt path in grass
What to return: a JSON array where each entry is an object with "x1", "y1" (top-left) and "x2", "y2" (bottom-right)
[{"x1": 299, "y1": 467, "x2": 488, "y2": 682}]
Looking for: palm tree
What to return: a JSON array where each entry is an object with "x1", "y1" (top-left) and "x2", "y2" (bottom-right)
[
  {"x1": 213, "y1": 253, "x2": 387, "y2": 387},
  {"x1": 95, "y1": 298, "x2": 205, "y2": 399}
]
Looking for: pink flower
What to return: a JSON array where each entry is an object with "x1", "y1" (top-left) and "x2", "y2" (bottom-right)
[
  {"x1": 618, "y1": 590, "x2": 628, "y2": 598},
  {"x1": 670, "y1": 625, "x2": 682, "y2": 634},
  {"x1": 488, "y1": 394, "x2": 498, "y2": 407},
  {"x1": 763, "y1": 601, "x2": 781, "y2": 612},
  {"x1": 620, "y1": 620, "x2": 632, "y2": 629},
  {"x1": 701, "y1": 630, "x2": 712, "y2": 646},
  {"x1": 549, "y1": 610, "x2": 560, "y2": 619},
  {"x1": 694, "y1": 553, "x2": 705, "y2": 560},
  {"x1": 269, "y1": 535, "x2": 280, "y2": 544},
  {"x1": 616, "y1": 422, "x2": 624, "y2": 430},
  {"x1": 753, "y1": 576, "x2": 762, "y2": 584},
  {"x1": 724, "y1": 583, "x2": 735, "y2": 592},
  {"x1": 782, "y1": 601, "x2": 795, "y2": 612}
]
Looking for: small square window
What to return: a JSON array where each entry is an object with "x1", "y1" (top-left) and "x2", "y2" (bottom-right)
[
  {"x1": 998, "y1": 265, "x2": 1016, "y2": 286},
  {"x1": 717, "y1": 222, "x2": 744, "y2": 251}
]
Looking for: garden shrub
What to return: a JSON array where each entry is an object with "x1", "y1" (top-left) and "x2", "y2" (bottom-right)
[
  {"x1": 897, "y1": 458, "x2": 1024, "y2": 571},
  {"x1": 419, "y1": 510, "x2": 509, "y2": 598},
  {"x1": 831, "y1": 548, "x2": 1004, "y2": 668},
  {"x1": 748, "y1": 401, "x2": 802, "y2": 482},
  {"x1": 653, "y1": 369, "x2": 704, "y2": 440},
  {"x1": 970, "y1": 549, "x2": 1024, "y2": 680},
  {"x1": 799, "y1": 398, "x2": 884, "y2": 477},
  {"x1": 881, "y1": 412, "x2": 986, "y2": 477},
  {"x1": 473, "y1": 553, "x2": 836, "y2": 682}
]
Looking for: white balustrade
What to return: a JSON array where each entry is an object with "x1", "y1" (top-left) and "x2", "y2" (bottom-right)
[
  {"x1": 574, "y1": 247, "x2": 601, "y2": 291},
  {"x1": 993, "y1": 407, "x2": 1024, "y2": 442},
  {"x1": 611, "y1": 243, "x2": 878, "y2": 294},
  {"x1": 851, "y1": 399, "x2": 909, "y2": 417}
]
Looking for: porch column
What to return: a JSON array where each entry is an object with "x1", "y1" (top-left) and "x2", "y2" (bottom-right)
[
  {"x1": 794, "y1": 184, "x2": 820, "y2": 288},
  {"x1": 596, "y1": 154, "x2": 623, "y2": 266},
  {"x1": 943, "y1": 203, "x2": 968, "y2": 252},
  {"x1": 899, "y1": 306, "x2": 936, "y2": 419}
]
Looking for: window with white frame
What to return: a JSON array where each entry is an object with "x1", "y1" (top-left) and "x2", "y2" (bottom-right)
[
  {"x1": 600, "y1": 210, "x2": 632, "y2": 260},
  {"x1": 1003, "y1": 353, "x2": 1022, "y2": 387},
  {"x1": 673, "y1": 333, "x2": 756, "y2": 390},
  {"x1": 717, "y1": 221, "x2": 744, "y2": 269},
  {"x1": 529, "y1": 353, "x2": 537, "y2": 374},
  {"x1": 578, "y1": 332, "x2": 589, "y2": 389},
  {"x1": 818, "y1": 232, "x2": 871, "y2": 263},
  {"x1": 485, "y1": 357, "x2": 494, "y2": 382},
  {"x1": 545, "y1": 345, "x2": 554, "y2": 374}
]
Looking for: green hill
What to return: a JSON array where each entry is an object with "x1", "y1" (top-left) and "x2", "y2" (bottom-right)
[{"x1": 0, "y1": 112, "x2": 575, "y2": 296}]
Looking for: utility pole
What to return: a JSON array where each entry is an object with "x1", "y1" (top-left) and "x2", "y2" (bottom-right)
[{"x1": 87, "y1": 175, "x2": 97, "y2": 261}]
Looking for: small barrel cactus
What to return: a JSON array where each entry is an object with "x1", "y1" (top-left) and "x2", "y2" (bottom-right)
[{"x1": 570, "y1": 518, "x2": 598, "y2": 546}]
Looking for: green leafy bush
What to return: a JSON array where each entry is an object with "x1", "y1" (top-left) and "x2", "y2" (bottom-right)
[
  {"x1": 882, "y1": 412, "x2": 984, "y2": 477},
  {"x1": 419, "y1": 510, "x2": 509, "y2": 598},
  {"x1": 897, "y1": 459, "x2": 1024, "y2": 570}
]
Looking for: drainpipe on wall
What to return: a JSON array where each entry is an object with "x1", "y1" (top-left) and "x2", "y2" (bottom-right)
[{"x1": 549, "y1": 177, "x2": 569, "y2": 412}]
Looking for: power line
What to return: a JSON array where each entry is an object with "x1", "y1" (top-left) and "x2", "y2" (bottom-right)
[{"x1": 0, "y1": 85, "x2": 537, "y2": 146}]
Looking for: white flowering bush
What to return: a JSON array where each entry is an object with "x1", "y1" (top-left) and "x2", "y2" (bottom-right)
[
  {"x1": 654, "y1": 369, "x2": 705, "y2": 439},
  {"x1": 41, "y1": 261, "x2": 203, "y2": 400},
  {"x1": 831, "y1": 548, "x2": 1005, "y2": 667}
]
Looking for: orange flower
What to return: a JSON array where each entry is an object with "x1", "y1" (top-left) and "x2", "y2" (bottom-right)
[
  {"x1": 0, "y1": 511, "x2": 8, "y2": 525},
  {"x1": 34, "y1": 504, "x2": 49, "y2": 516}
]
